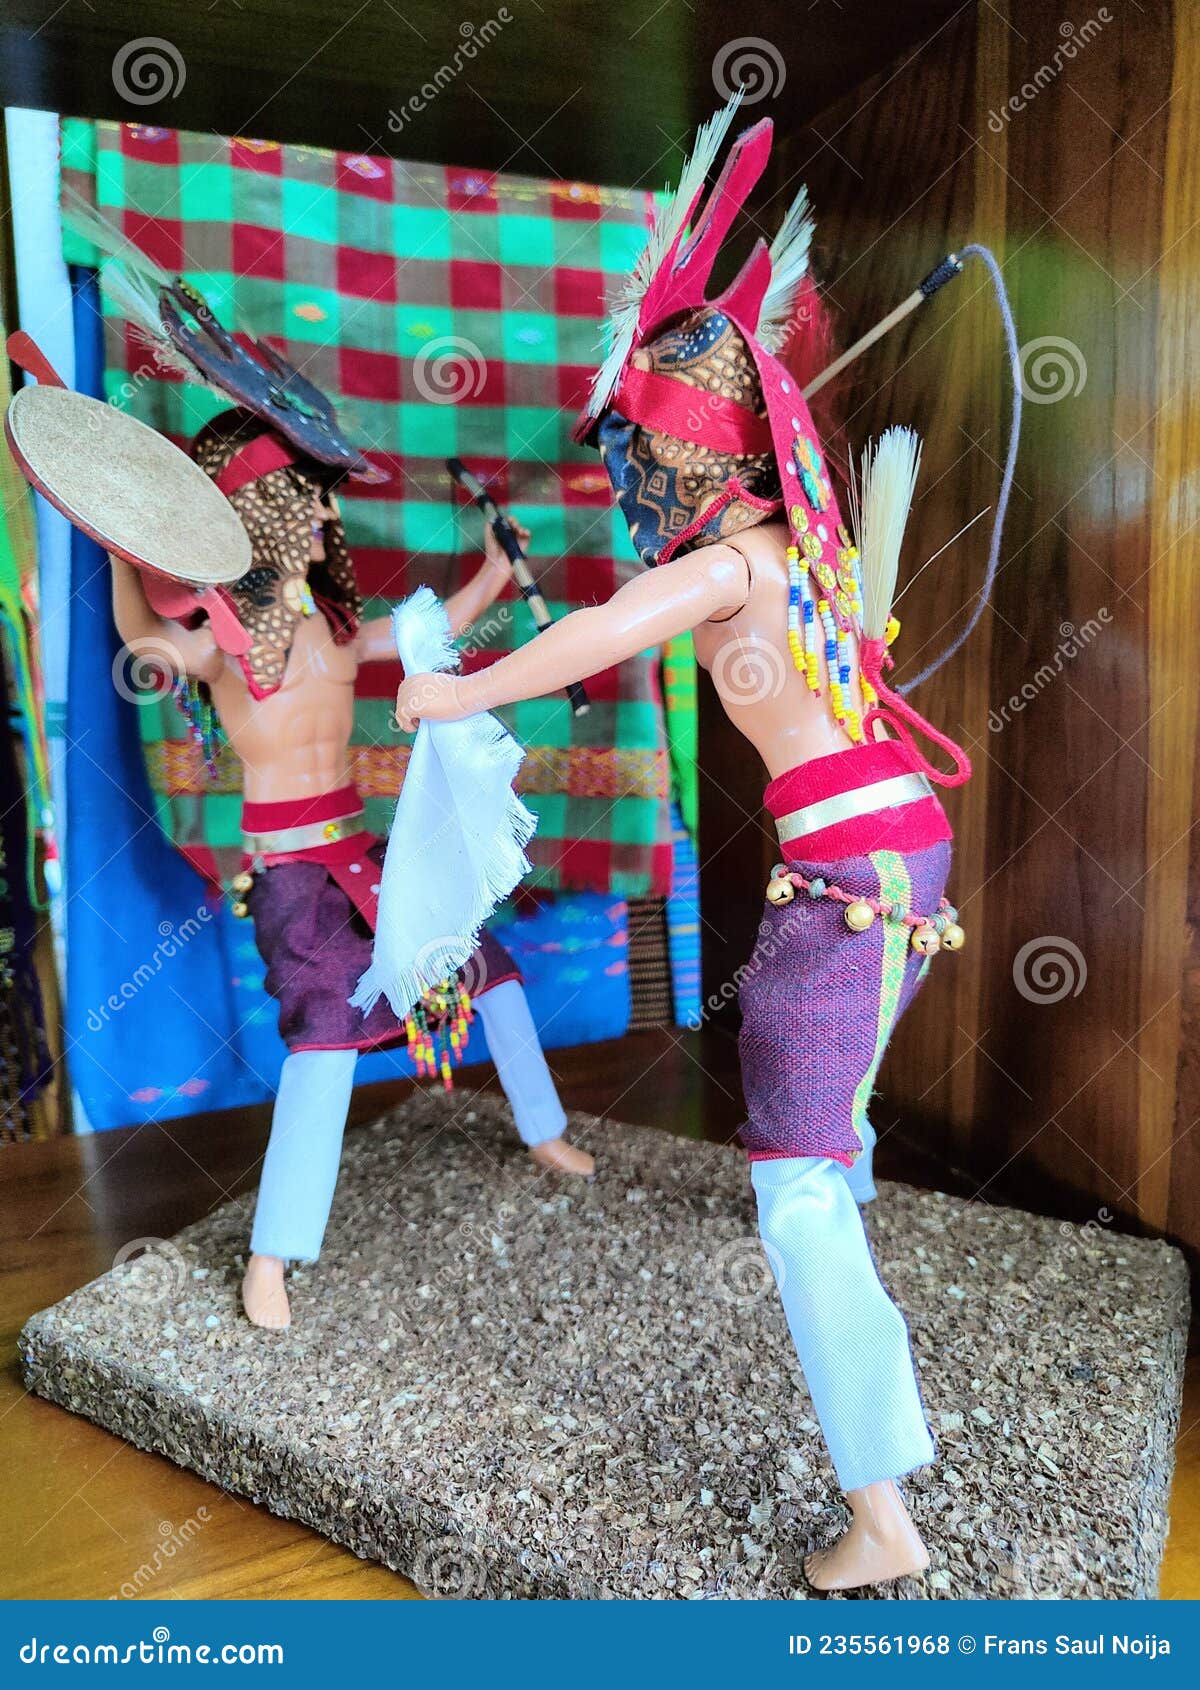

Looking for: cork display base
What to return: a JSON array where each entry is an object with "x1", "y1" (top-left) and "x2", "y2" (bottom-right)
[{"x1": 21, "y1": 1093, "x2": 1189, "y2": 1599}]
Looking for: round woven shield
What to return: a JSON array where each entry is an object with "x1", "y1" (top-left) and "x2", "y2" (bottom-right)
[{"x1": 5, "y1": 384, "x2": 250, "y2": 584}]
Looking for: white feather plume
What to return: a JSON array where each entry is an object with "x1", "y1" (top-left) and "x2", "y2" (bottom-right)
[
  {"x1": 757, "y1": 185, "x2": 814, "y2": 352},
  {"x1": 60, "y1": 188, "x2": 220, "y2": 386},
  {"x1": 61, "y1": 186, "x2": 171, "y2": 282},
  {"x1": 850, "y1": 426, "x2": 923, "y2": 640},
  {"x1": 586, "y1": 91, "x2": 745, "y2": 417}
]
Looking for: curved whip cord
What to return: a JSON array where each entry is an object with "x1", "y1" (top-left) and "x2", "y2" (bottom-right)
[{"x1": 898, "y1": 242, "x2": 1022, "y2": 693}]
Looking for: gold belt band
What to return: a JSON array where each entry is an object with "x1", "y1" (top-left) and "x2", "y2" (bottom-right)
[
  {"x1": 774, "y1": 772, "x2": 933, "y2": 847},
  {"x1": 242, "y1": 811, "x2": 367, "y2": 857}
]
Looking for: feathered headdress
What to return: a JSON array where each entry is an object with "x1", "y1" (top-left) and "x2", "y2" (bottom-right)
[
  {"x1": 580, "y1": 101, "x2": 975, "y2": 785},
  {"x1": 578, "y1": 100, "x2": 852, "y2": 619},
  {"x1": 582, "y1": 96, "x2": 816, "y2": 423},
  {"x1": 62, "y1": 190, "x2": 368, "y2": 484}
]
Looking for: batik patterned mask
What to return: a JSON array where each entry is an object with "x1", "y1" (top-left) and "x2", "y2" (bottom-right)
[
  {"x1": 596, "y1": 309, "x2": 780, "y2": 566},
  {"x1": 192, "y1": 410, "x2": 362, "y2": 698}
]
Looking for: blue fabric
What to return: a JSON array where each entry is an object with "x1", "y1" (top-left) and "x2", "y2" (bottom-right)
[
  {"x1": 484, "y1": 892, "x2": 631, "y2": 1055},
  {"x1": 473, "y1": 981, "x2": 568, "y2": 1148},
  {"x1": 665, "y1": 802, "x2": 701, "y2": 1026},
  {"x1": 249, "y1": 1048, "x2": 359, "y2": 1261},
  {"x1": 64, "y1": 273, "x2": 631, "y2": 1128},
  {"x1": 63, "y1": 273, "x2": 260, "y2": 1122},
  {"x1": 65, "y1": 270, "x2": 267, "y2": 1130}
]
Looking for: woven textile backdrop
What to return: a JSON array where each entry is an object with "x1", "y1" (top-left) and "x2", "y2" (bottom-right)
[
  {"x1": 61, "y1": 118, "x2": 675, "y2": 897},
  {"x1": 49, "y1": 119, "x2": 695, "y2": 1130}
]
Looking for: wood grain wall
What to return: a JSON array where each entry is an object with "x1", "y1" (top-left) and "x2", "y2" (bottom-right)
[{"x1": 712, "y1": 0, "x2": 1200, "y2": 1250}]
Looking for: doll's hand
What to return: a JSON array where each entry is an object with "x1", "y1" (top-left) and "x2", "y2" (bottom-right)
[
  {"x1": 394, "y1": 671, "x2": 470, "y2": 732},
  {"x1": 482, "y1": 520, "x2": 529, "y2": 579}
]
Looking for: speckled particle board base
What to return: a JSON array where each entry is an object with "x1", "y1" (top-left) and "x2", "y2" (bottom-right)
[{"x1": 22, "y1": 1094, "x2": 1190, "y2": 1599}]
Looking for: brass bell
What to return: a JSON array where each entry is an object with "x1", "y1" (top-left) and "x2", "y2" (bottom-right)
[
  {"x1": 844, "y1": 899, "x2": 876, "y2": 932},
  {"x1": 941, "y1": 922, "x2": 966, "y2": 952},
  {"x1": 911, "y1": 922, "x2": 941, "y2": 955},
  {"x1": 231, "y1": 900, "x2": 250, "y2": 920},
  {"x1": 231, "y1": 870, "x2": 255, "y2": 895},
  {"x1": 766, "y1": 876, "x2": 796, "y2": 907}
]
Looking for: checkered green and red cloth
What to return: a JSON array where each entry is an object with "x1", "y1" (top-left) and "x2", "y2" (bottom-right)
[{"x1": 60, "y1": 118, "x2": 685, "y2": 896}]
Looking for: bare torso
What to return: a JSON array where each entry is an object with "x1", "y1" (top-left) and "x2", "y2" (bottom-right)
[
  {"x1": 209, "y1": 612, "x2": 358, "y2": 804},
  {"x1": 691, "y1": 521, "x2": 867, "y2": 780},
  {"x1": 109, "y1": 499, "x2": 519, "y2": 809}
]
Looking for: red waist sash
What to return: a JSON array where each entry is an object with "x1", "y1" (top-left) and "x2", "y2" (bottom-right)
[
  {"x1": 765, "y1": 740, "x2": 952, "y2": 862},
  {"x1": 241, "y1": 784, "x2": 381, "y2": 929}
]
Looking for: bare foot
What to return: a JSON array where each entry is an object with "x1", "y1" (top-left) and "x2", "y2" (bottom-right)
[
  {"x1": 241, "y1": 1253, "x2": 291, "y2": 1330},
  {"x1": 528, "y1": 1136, "x2": 595, "y2": 1178},
  {"x1": 804, "y1": 1479, "x2": 930, "y2": 1591}
]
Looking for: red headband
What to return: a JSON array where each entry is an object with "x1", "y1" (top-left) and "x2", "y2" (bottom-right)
[
  {"x1": 613, "y1": 365, "x2": 774, "y2": 457},
  {"x1": 213, "y1": 431, "x2": 299, "y2": 495}
]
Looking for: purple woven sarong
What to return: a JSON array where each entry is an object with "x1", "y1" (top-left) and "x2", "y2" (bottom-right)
[
  {"x1": 738, "y1": 840, "x2": 951, "y2": 1164},
  {"x1": 247, "y1": 839, "x2": 520, "y2": 1054}
]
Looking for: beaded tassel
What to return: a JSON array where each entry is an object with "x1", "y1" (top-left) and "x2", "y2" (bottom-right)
[
  {"x1": 848, "y1": 548, "x2": 864, "y2": 624},
  {"x1": 838, "y1": 626, "x2": 864, "y2": 743},
  {"x1": 786, "y1": 543, "x2": 805, "y2": 676},
  {"x1": 818, "y1": 598, "x2": 848, "y2": 727},
  {"x1": 407, "y1": 977, "x2": 474, "y2": 1091},
  {"x1": 172, "y1": 678, "x2": 223, "y2": 781},
  {"x1": 786, "y1": 546, "x2": 821, "y2": 693},
  {"x1": 801, "y1": 567, "x2": 820, "y2": 693}
]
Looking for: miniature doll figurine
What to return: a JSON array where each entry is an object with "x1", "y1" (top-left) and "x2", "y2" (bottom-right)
[
  {"x1": 107, "y1": 406, "x2": 592, "y2": 1334},
  {"x1": 394, "y1": 104, "x2": 987, "y2": 1590},
  {"x1": 55, "y1": 214, "x2": 596, "y2": 1332}
]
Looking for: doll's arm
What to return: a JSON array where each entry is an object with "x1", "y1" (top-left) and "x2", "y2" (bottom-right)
[
  {"x1": 396, "y1": 546, "x2": 748, "y2": 728},
  {"x1": 109, "y1": 554, "x2": 222, "y2": 682},
  {"x1": 354, "y1": 614, "x2": 404, "y2": 664},
  {"x1": 356, "y1": 521, "x2": 524, "y2": 662},
  {"x1": 444, "y1": 519, "x2": 524, "y2": 639}
]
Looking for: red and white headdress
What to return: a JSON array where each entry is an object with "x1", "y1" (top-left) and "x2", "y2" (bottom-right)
[
  {"x1": 580, "y1": 98, "x2": 984, "y2": 782},
  {"x1": 577, "y1": 98, "x2": 857, "y2": 626}
]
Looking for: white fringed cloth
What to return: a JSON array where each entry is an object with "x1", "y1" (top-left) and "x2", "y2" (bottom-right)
[{"x1": 351, "y1": 587, "x2": 535, "y2": 1020}]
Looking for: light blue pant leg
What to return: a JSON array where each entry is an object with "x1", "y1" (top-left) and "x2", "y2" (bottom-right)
[
  {"x1": 249, "y1": 1048, "x2": 359, "y2": 1262},
  {"x1": 842, "y1": 1117, "x2": 878, "y2": 1205},
  {"x1": 474, "y1": 979, "x2": 567, "y2": 1149},
  {"x1": 751, "y1": 1156, "x2": 934, "y2": 1492}
]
